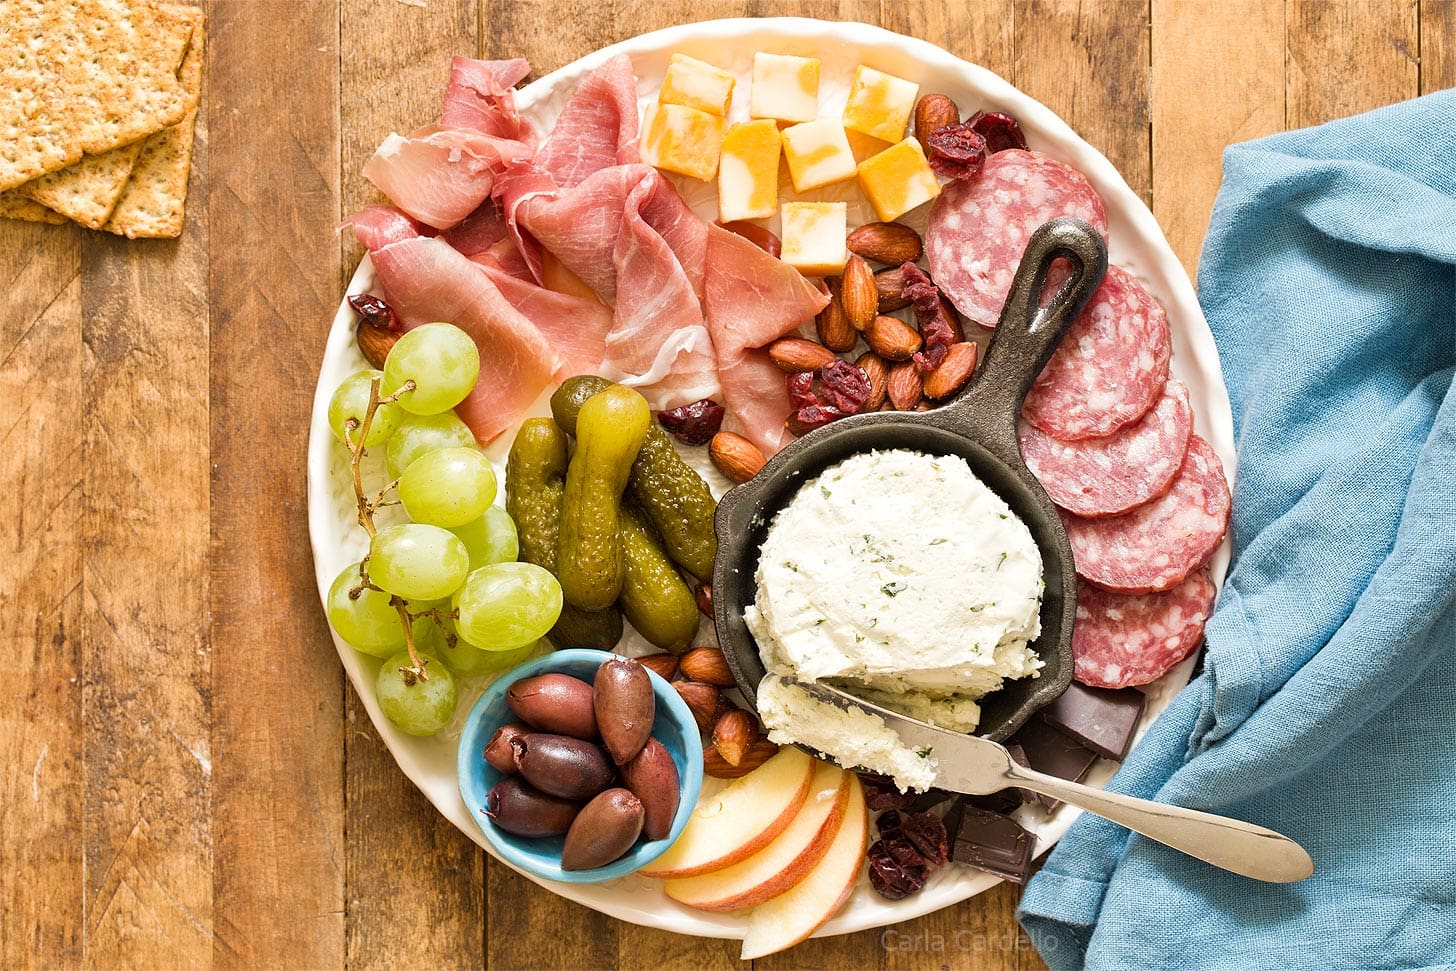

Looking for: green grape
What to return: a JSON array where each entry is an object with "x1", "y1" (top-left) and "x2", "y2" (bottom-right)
[
  {"x1": 453, "y1": 562, "x2": 563, "y2": 651},
  {"x1": 397, "y1": 447, "x2": 497, "y2": 528},
  {"x1": 383, "y1": 323, "x2": 480, "y2": 416},
  {"x1": 369, "y1": 523, "x2": 470, "y2": 601},
  {"x1": 328, "y1": 369, "x2": 401, "y2": 448},
  {"x1": 406, "y1": 599, "x2": 449, "y2": 655},
  {"x1": 444, "y1": 637, "x2": 541, "y2": 677},
  {"x1": 326, "y1": 562, "x2": 406, "y2": 658},
  {"x1": 450, "y1": 506, "x2": 519, "y2": 570},
  {"x1": 376, "y1": 651, "x2": 457, "y2": 736},
  {"x1": 386, "y1": 411, "x2": 477, "y2": 479}
]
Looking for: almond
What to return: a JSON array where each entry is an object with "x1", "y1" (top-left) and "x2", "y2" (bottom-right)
[
  {"x1": 357, "y1": 321, "x2": 399, "y2": 370},
  {"x1": 865, "y1": 314, "x2": 923, "y2": 361},
  {"x1": 847, "y1": 222, "x2": 924, "y2": 265},
  {"x1": 923, "y1": 342, "x2": 979, "y2": 400},
  {"x1": 940, "y1": 295, "x2": 966, "y2": 343},
  {"x1": 914, "y1": 93, "x2": 961, "y2": 142},
  {"x1": 815, "y1": 290, "x2": 856, "y2": 352},
  {"x1": 840, "y1": 254, "x2": 878, "y2": 331},
  {"x1": 703, "y1": 737, "x2": 780, "y2": 779},
  {"x1": 709, "y1": 431, "x2": 766, "y2": 484},
  {"x1": 693, "y1": 582, "x2": 713, "y2": 618},
  {"x1": 678, "y1": 646, "x2": 734, "y2": 687},
  {"x1": 634, "y1": 653, "x2": 679, "y2": 681},
  {"x1": 855, "y1": 352, "x2": 889, "y2": 410},
  {"x1": 888, "y1": 360, "x2": 924, "y2": 410},
  {"x1": 768, "y1": 337, "x2": 837, "y2": 373},
  {"x1": 711, "y1": 708, "x2": 761, "y2": 767},
  {"x1": 875, "y1": 266, "x2": 912, "y2": 313},
  {"x1": 673, "y1": 681, "x2": 724, "y2": 732}
]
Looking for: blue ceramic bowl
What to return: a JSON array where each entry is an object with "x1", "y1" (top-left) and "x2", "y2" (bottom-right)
[{"x1": 458, "y1": 648, "x2": 704, "y2": 883}]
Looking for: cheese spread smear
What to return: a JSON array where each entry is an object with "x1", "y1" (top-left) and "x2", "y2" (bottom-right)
[{"x1": 746, "y1": 449, "x2": 1044, "y2": 777}]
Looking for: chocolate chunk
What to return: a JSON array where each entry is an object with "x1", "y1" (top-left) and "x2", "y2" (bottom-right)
[
  {"x1": 1007, "y1": 718, "x2": 1099, "y2": 811},
  {"x1": 945, "y1": 801, "x2": 1035, "y2": 885},
  {"x1": 1038, "y1": 682, "x2": 1147, "y2": 760}
]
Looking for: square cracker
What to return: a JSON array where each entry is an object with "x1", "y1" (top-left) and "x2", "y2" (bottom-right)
[
  {"x1": 104, "y1": 8, "x2": 204, "y2": 239},
  {"x1": 0, "y1": 191, "x2": 68, "y2": 224},
  {"x1": 14, "y1": 4, "x2": 200, "y2": 228},
  {"x1": 0, "y1": 0, "x2": 193, "y2": 192}
]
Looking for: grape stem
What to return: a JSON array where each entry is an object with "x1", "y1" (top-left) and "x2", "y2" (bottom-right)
[{"x1": 345, "y1": 376, "x2": 428, "y2": 679}]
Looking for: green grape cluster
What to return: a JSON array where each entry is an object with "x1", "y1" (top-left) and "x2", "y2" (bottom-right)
[{"x1": 322, "y1": 320, "x2": 562, "y2": 737}]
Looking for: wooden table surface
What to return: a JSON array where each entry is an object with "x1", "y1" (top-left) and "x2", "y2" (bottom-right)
[{"x1": 3, "y1": 1, "x2": 1449, "y2": 968}]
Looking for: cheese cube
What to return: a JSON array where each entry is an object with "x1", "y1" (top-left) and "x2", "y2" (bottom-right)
[
  {"x1": 780, "y1": 202, "x2": 847, "y2": 276},
  {"x1": 640, "y1": 102, "x2": 725, "y2": 181},
  {"x1": 718, "y1": 120, "x2": 781, "y2": 222},
  {"x1": 842, "y1": 65, "x2": 920, "y2": 143},
  {"x1": 749, "y1": 52, "x2": 820, "y2": 123},
  {"x1": 857, "y1": 138, "x2": 942, "y2": 222},
  {"x1": 780, "y1": 120, "x2": 857, "y2": 192},
  {"x1": 660, "y1": 53, "x2": 736, "y2": 117}
]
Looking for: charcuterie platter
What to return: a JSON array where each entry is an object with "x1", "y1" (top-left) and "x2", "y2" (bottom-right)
[{"x1": 307, "y1": 17, "x2": 1235, "y2": 945}]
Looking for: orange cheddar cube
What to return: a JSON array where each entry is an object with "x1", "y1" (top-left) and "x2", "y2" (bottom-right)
[
  {"x1": 856, "y1": 137, "x2": 942, "y2": 222},
  {"x1": 640, "y1": 102, "x2": 725, "y2": 182},
  {"x1": 780, "y1": 119, "x2": 857, "y2": 193},
  {"x1": 718, "y1": 120, "x2": 781, "y2": 222},
  {"x1": 660, "y1": 53, "x2": 736, "y2": 117},
  {"x1": 842, "y1": 65, "x2": 920, "y2": 143},
  {"x1": 750, "y1": 52, "x2": 820, "y2": 123},
  {"x1": 780, "y1": 202, "x2": 847, "y2": 276}
]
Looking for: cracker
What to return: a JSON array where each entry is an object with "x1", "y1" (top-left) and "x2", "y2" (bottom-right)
[
  {"x1": 104, "y1": 8, "x2": 204, "y2": 239},
  {"x1": 14, "y1": 5, "x2": 200, "y2": 228},
  {"x1": 0, "y1": 191, "x2": 68, "y2": 224},
  {"x1": 0, "y1": 0, "x2": 193, "y2": 192}
]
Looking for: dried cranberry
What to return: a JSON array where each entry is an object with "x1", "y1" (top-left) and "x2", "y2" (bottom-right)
[
  {"x1": 867, "y1": 841, "x2": 928, "y2": 900},
  {"x1": 657, "y1": 399, "x2": 725, "y2": 445},
  {"x1": 901, "y1": 812, "x2": 950, "y2": 868},
  {"x1": 818, "y1": 359, "x2": 872, "y2": 412},
  {"x1": 876, "y1": 808, "x2": 904, "y2": 835},
  {"x1": 865, "y1": 780, "x2": 916, "y2": 813},
  {"x1": 348, "y1": 293, "x2": 400, "y2": 333},
  {"x1": 925, "y1": 124, "x2": 988, "y2": 180},
  {"x1": 883, "y1": 833, "x2": 929, "y2": 868},
  {"x1": 898, "y1": 263, "x2": 956, "y2": 371},
  {"x1": 786, "y1": 372, "x2": 817, "y2": 410},
  {"x1": 967, "y1": 110, "x2": 1028, "y2": 154},
  {"x1": 785, "y1": 361, "x2": 873, "y2": 435}
]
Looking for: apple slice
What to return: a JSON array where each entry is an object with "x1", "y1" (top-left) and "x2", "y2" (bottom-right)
[
  {"x1": 639, "y1": 746, "x2": 814, "y2": 879},
  {"x1": 664, "y1": 760, "x2": 848, "y2": 911},
  {"x1": 739, "y1": 771, "x2": 869, "y2": 960}
]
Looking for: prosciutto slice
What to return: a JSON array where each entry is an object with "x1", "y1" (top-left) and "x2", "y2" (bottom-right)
[
  {"x1": 341, "y1": 204, "x2": 434, "y2": 249},
  {"x1": 367, "y1": 236, "x2": 560, "y2": 443},
  {"x1": 364, "y1": 126, "x2": 535, "y2": 230},
  {"x1": 441, "y1": 57, "x2": 532, "y2": 137},
  {"x1": 535, "y1": 54, "x2": 640, "y2": 188}
]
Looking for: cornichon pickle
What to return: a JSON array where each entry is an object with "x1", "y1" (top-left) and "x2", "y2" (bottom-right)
[
  {"x1": 619, "y1": 503, "x2": 701, "y2": 654},
  {"x1": 506, "y1": 418, "x2": 623, "y2": 650},
  {"x1": 558, "y1": 385, "x2": 651, "y2": 611},
  {"x1": 550, "y1": 376, "x2": 718, "y2": 582}
]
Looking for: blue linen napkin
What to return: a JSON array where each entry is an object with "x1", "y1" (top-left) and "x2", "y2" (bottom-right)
[{"x1": 1017, "y1": 91, "x2": 1456, "y2": 969}]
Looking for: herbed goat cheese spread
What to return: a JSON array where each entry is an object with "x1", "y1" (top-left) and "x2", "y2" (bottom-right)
[{"x1": 745, "y1": 450, "x2": 1045, "y2": 743}]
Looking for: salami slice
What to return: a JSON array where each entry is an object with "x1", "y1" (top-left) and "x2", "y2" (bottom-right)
[
  {"x1": 1061, "y1": 435, "x2": 1231, "y2": 594},
  {"x1": 1021, "y1": 265, "x2": 1171, "y2": 440},
  {"x1": 1072, "y1": 570, "x2": 1217, "y2": 689},
  {"x1": 926, "y1": 149, "x2": 1108, "y2": 327},
  {"x1": 1020, "y1": 379, "x2": 1193, "y2": 518}
]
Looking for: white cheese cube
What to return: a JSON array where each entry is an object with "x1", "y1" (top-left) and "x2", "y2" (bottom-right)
[
  {"x1": 780, "y1": 201, "x2": 847, "y2": 276},
  {"x1": 659, "y1": 53, "x2": 736, "y2": 117},
  {"x1": 718, "y1": 120, "x2": 781, "y2": 222},
  {"x1": 749, "y1": 52, "x2": 820, "y2": 123},
  {"x1": 780, "y1": 119, "x2": 857, "y2": 192},
  {"x1": 842, "y1": 65, "x2": 919, "y2": 143}
]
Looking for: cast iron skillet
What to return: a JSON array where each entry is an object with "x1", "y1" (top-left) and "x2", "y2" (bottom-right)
[{"x1": 711, "y1": 217, "x2": 1108, "y2": 743}]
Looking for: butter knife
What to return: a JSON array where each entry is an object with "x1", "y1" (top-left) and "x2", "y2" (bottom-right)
[{"x1": 775, "y1": 678, "x2": 1314, "y2": 884}]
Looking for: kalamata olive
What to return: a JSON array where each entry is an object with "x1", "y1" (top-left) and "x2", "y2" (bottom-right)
[
  {"x1": 619, "y1": 737, "x2": 680, "y2": 841},
  {"x1": 561, "y1": 788, "x2": 645, "y2": 871},
  {"x1": 506, "y1": 673, "x2": 598, "y2": 739},
  {"x1": 512, "y1": 733, "x2": 616, "y2": 800},
  {"x1": 484, "y1": 722, "x2": 529, "y2": 774},
  {"x1": 485, "y1": 776, "x2": 581, "y2": 837},
  {"x1": 594, "y1": 656, "x2": 655, "y2": 765}
]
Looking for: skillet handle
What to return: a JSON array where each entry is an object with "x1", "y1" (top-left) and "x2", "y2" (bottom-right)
[{"x1": 942, "y1": 218, "x2": 1108, "y2": 438}]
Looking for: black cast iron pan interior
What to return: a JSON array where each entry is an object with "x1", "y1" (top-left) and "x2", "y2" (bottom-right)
[{"x1": 711, "y1": 217, "x2": 1108, "y2": 743}]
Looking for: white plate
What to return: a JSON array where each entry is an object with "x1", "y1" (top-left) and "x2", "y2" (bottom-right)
[{"x1": 308, "y1": 17, "x2": 1234, "y2": 941}]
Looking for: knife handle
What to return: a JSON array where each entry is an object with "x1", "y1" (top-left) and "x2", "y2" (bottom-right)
[{"x1": 1005, "y1": 766, "x2": 1314, "y2": 883}]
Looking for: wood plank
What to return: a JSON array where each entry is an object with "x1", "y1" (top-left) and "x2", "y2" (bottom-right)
[
  {"x1": 1420, "y1": 0, "x2": 1455, "y2": 93},
  {"x1": 0, "y1": 222, "x2": 84, "y2": 970},
  {"x1": 1150, "y1": 0, "x2": 1285, "y2": 275},
  {"x1": 1287, "y1": 0, "x2": 1418, "y2": 127},
  {"x1": 486, "y1": 862, "x2": 621, "y2": 970},
  {"x1": 206, "y1": 3, "x2": 346, "y2": 967},
  {"x1": 337, "y1": 1, "x2": 488, "y2": 968}
]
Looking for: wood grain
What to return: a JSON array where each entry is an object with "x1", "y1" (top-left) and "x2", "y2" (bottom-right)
[
  {"x1": 1287, "y1": 0, "x2": 1418, "y2": 127},
  {"x1": 206, "y1": 2, "x2": 346, "y2": 968},
  {"x1": 1420, "y1": 0, "x2": 1455, "y2": 93}
]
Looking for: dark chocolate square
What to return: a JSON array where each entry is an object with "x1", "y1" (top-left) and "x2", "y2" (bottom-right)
[
  {"x1": 1037, "y1": 682, "x2": 1147, "y2": 760},
  {"x1": 945, "y1": 802, "x2": 1034, "y2": 885},
  {"x1": 1006, "y1": 717, "x2": 1099, "y2": 811}
]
